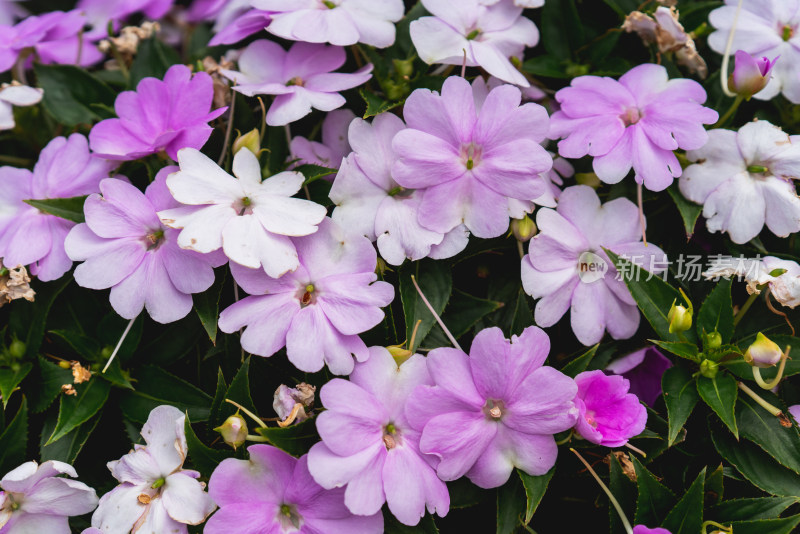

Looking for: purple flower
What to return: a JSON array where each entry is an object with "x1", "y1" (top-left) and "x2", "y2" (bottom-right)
[
  {"x1": 521, "y1": 185, "x2": 668, "y2": 346},
  {"x1": 208, "y1": 8, "x2": 273, "y2": 46},
  {"x1": 406, "y1": 326, "x2": 578, "y2": 488},
  {"x1": 0, "y1": 460, "x2": 98, "y2": 533},
  {"x1": 207, "y1": 446, "x2": 383, "y2": 534},
  {"x1": 0, "y1": 0, "x2": 25, "y2": 26},
  {"x1": 550, "y1": 63, "x2": 718, "y2": 191},
  {"x1": 607, "y1": 347, "x2": 672, "y2": 406},
  {"x1": 218, "y1": 217, "x2": 394, "y2": 375},
  {"x1": 89, "y1": 64, "x2": 226, "y2": 161},
  {"x1": 91, "y1": 405, "x2": 216, "y2": 532},
  {"x1": 77, "y1": 0, "x2": 175, "y2": 39},
  {"x1": 158, "y1": 148, "x2": 327, "y2": 278},
  {"x1": 392, "y1": 76, "x2": 552, "y2": 239},
  {"x1": 221, "y1": 40, "x2": 372, "y2": 126},
  {"x1": 290, "y1": 108, "x2": 355, "y2": 173},
  {"x1": 0, "y1": 134, "x2": 115, "y2": 281},
  {"x1": 634, "y1": 527, "x2": 671, "y2": 534},
  {"x1": 789, "y1": 404, "x2": 800, "y2": 422},
  {"x1": 253, "y1": 0, "x2": 405, "y2": 48},
  {"x1": 729, "y1": 50, "x2": 778, "y2": 97},
  {"x1": 573, "y1": 370, "x2": 647, "y2": 447},
  {"x1": 0, "y1": 82, "x2": 42, "y2": 130},
  {"x1": 308, "y1": 347, "x2": 449, "y2": 525},
  {"x1": 65, "y1": 168, "x2": 224, "y2": 324},
  {"x1": 273, "y1": 383, "x2": 316, "y2": 423},
  {"x1": 411, "y1": 0, "x2": 538, "y2": 86},
  {"x1": 680, "y1": 120, "x2": 800, "y2": 244},
  {"x1": 330, "y1": 112, "x2": 469, "y2": 265}
]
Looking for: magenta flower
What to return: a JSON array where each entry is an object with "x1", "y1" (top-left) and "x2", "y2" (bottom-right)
[
  {"x1": 65, "y1": 168, "x2": 224, "y2": 324},
  {"x1": 634, "y1": 527, "x2": 671, "y2": 534},
  {"x1": 290, "y1": 108, "x2": 355, "y2": 173},
  {"x1": 308, "y1": 347, "x2": 450, "y2": 525},
  {"x1": 607, "y1": 347, "x2": 672, "y2": 406},
  {"x1": 406, "y1": 326, "x2": 578, "y2": 488},
  {"x1": 789, "y1": 404, "x2": 800, "y2": 422},
  {"x1": 218, "y1": 218, "x2": 394, "y2": 375},
  {"x1": 392, "y1": 76, "x2": 552, "y2": 239},
  {"x1": 221, "y1": 40, "x2": 372, "y2": 126},
  {"x1": 330, "y1": 112, "x2": 469, "y2": 265},
  {"x1": 521, "y1": 185, "x2": 668, "y2": 346},
  {"x1": 0, "y1": 460, "x2": 98, "y2": 533},
  {"x1": 208, "y1": 9, "x2": 273, "y2": 46},
  {"x1": 89, "y1": 64, "x2": 226, "y2": 161},
  {"x1": 729, "y1": 50, "x2": 778, "y2": 98},
  {"x1": 0, "y1": 134, "x2": 115, "y2": 281},
  {"x1": 253, "y1": 0, "x2": 405, "y2": 48},
  {"x1": 572, "y1": 370, "x2": 647, "y2": 447},
  {"x1": 91, "y1": 406, "x2": 216, "y2": 532},
  {"x1": 207, "y1": 446, "x2": 383, "y2": 534},
  {"x1": 77, "y1": 0, "x2": 175, "y2": 39},
  {"x1": 411, "y1": 0, "x2": 539, "y2": 87},
  {"x1": 550, "y1": 63, "x2": 718, "y2": 191}
]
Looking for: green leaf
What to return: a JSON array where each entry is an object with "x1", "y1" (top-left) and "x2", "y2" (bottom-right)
[
  {"x1": 184, "y1": 415, "x2": 234, "y2": 477},
  {"x1": 194, "y1": 268, "x2": 226, "y2": 345},
  {"x1": 518, "y1": 466, "x2": 554, "y2": 524},
  {"x1": 0, "y1": 362, "x2": 32, "y2": 408},
  {"x1": 448, "y1": 477, "x2": 486, "y2": 509},
  {"x1": 0, "y1": 398, "x2": 27, "y2": 476},
  {"x1": 737, "y1": 390, "x2": 800, "y2": 474},
  {"x1": 609, "y1": 452, "x2": 637, "y2": 534},
  {"x1": 294, "y1": 163, "x2": 338, "y2": 184},
  {"x1": 207, "y1": 368, "x2": 228, "y2": 436},
  {"x1": 540, "y1": 0, "x2": 584, "y2": 59},
  {"x1": 46, "y1": 378, "x2": 111, "y2": 444},
  {"x1": 49, "y1": 329, "x2": 102, "y2": 359},
  {"x1": 712, "y1": 497, "x2": 797, "y2": 522},
  {"x1": 633, "y1": 456, "x2": 677, "y2": 527},
  {"x1": 23, "y1": 196, "x2": 87, "y2": 223},
  {"x1": 509, "y1": 290, "x2": 534, "y2": 337},
  {"x1": 34, "y1": 64, "x2": 116, "y2": 126},
  {"x1": 496, "y1": 473, "x2": 525, "y2": 534},
  {"x1": 666, "y1": 186, "x2": 702, "y2": 240},
  {"x1": 40, "y1": 411, "x2": 100, "y2": 464},
  {"x1": 710, "y1": 417, "x2": 800, "y2": 497},
  {"x1": 10, "y1": 275, "x2": 71, "y2": 359},
  {"x1": 255, "y1": 417, "x2": 319, "y2": 456},
  {"x1": 119, "y1": 366, "x2": 212, "y2": 423},
  {"x1": 662, "y1": 365, "x2": 700, "y2": 446},
  {"x1": 606, "y1": 249, "x2": 696, "y2": 344},
  {"x1": 425, "y1": 289, "x2": 503, "y2": 348},
  {"x1": 651, "y1": 340, "x2": 700, "y2": 362},
  {"x1": 225, "y1": 357, "x2": 256, "y2": 415},
  {"x1": 129, "y1": 38, "x2": 182, "y2": 86},
  {"x1": 697, "y1": 373, "x2": 738, "y2": 439},
  {"x1": 697, "y1": 278, "x2": 734, "y2": 344},
  {"x1": 705, "y1": 464, "x2": 724, "y2": 505},
  {"x1": 660, "y1": 468, "x2": 705, "y2": 534},
  {"x1": 521, "y1": 55, "x2": 571, "y2": 78},
  {"x1": 602, "y1": 0, "x2": 639, "y2": 17},
  {"x1": 727, "y1": 515, "x2": 800, "y2": 534},
  {"x1": 360, "y1": 88, "x2": 402, "y2": 119},
  {"x1": 399, "y1": 259, "x2": 452, "y2": 352},
  {"x1": 29, "y1": 357, "x2": 74, "y2": 413},
  {"x1": 384, "y1": 513, "x2": 439, "y2": 533},
  {"x1": 561, "y1": 344, "x2": 600, "y2": 378}
]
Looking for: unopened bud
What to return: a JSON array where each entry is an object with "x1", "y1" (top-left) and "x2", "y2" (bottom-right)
[
  {"x1": 706, "y1": 331, "x2": 722, "y2": 350},
  {"x1": 575, "y1": 172, "x2": 601, "y2": 188},
  {"x1": 744, "y1": 332, "x2": 783, "y2": 368},
  {"x1": 699, "y1": 359, "x2": 719, "y2": 379},
  {"x1": 667, "y1": 300, "x2": 692, "y2": 334},
  {"x1": 233, "y1": 128, "x2": 261, "y2": 155},
  {"x1": 728, "y1": 50, "x2": 778, "y2": 99},
  {"x1": 510, "y1": 215, "x2": 537, "y2": 242},
  {"x1": 387, "y1": 345, "x2": 413, "y2": 365},
  {"x1": 8, "y1": 340, "x2": 25, "y2": 358},
  {"x1": 58, "y1": 360, "x2": 72, "y2": 369},
  {"x1": 392, "y1": 58, "x2": 414, "y2": 78},
  {"x1": 214, "y1": 414, "x2": 248, "y2": 449}
]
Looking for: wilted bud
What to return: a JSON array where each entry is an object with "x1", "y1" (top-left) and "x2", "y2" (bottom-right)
[
  {"x1": 0, "y1": 260, "x2": 35, "y2": 308},
  {"x1": 699, "y1": 359, "x2": 719, "y2": 379},
  {"x1": 728, "y1": 50, "x2": 778, "y2": 98},
  {"x1": 744, "y1": 332, "x2": 783, "y2": 368},
  {"x1": 233, "y1": 128, "x2": 261, "y2": 155},
  {"x1": 273, "y1": 384, "x2": 315, "y2": 424},
  {"x1": 214, "y1": 414, "x2": 248, "y2": 449},
  {"x1": 706, "y1": 331, "x2": 722, "y2": 350},
  {"x1": 510, "y1": 215, "x2": 537, "y2": 242},
  {"x1": 387, "y1": 345, "x2": 413, "y2": 365},
  {"x1": 667, "y1": 300, "x2": 692, "y2": 333}
]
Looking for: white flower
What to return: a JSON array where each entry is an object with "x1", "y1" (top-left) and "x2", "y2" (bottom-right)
[
  {"x1": 158, "y1": 148, "x2": 327, "y2": 278},
  {"x1": 708, "y1": 0, "x2": 800, "y2": 102},
  {"x1": 0, "y1": 83, "x2": 43, "y2": 131},
  {"x1": 703, "y1": 255, "x2": 800, "y2": 309},
  {"x1": 91, "y1": 406, "x2": 216, "y2": 533},
  {"x1": 680, "y1": 120, "x2": 800, "y2": 244}
]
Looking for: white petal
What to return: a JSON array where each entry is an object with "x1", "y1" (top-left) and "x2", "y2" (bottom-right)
[
  {"x1": 0, "y1": 85, "x2": 43, "y2": 106},
  {"x1": 162, "y1": 473, "x2": 215, "y2": 525},
  {"x1": 169, "y1": 149, "x2": 242, "y2": 205},
  {"x1": 252, "y1": 196, "x2": 327, "y2": 236},
  {"x1": 140, "y1": 405, "x2": 186, "y2": 476},
  {"x1": 221, "y1": 214, "x2": 300, "y2": 277}
]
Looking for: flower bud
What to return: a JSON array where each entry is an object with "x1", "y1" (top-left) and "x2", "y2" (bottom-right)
[
  {"x1": 392, "y1": 58, "x2": 414, "y2": 79},
  {"x1": 699, "y1": 359, "x2": 719, "y2": 379},
  {"x1": 706, "y1": 331, "x2": 722, "y2": 350},
  {"x1": 510, "y1": 215, "x2": 537, "y2": 242},
  {"x1": 232, "y1": 128, "x2": 261, "y2": 155},
  {"x1": 667, "y1": 300, "x2": 692, "y2": 333},
  {"x1": 387, "y1": 344, "x2": 413, "y2": 365},
  {"x1": 8, "y1": 339, "x2": 25, "y2": 359},
  {"x1": 744, "y1": 332, "x2": 783, "y2": 368},
  {"x1": 214, "y1": 414, "x2": 248, "y2": 449},
  {"x1": 728, "y1": 50, "x2": 778, "y2": 98}
]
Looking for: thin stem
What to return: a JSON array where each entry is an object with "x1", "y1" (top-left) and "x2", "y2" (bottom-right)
[
  {"x1": 257, "y1": 97, "x2": 267, "y2": 142},
  {"x1": 765, "y1": 289, "x2": 795, "y2": 335},
  {"x1": 410, "y1": 274, "x2": 462, "y2": 351},
  {"x1": 571, "y1": 449, "x2": 633, "y2": 534},
  {"x1": 752, "y1": 346, "x2": 791, "y2": 390},
  {"x1": 245, "y1": 434, "x2": 270, "y2": 442},
  {"x1": 517, "y1": 240, "x2": 524, "y2": 260},
  {"x1": 555, "y1": 430, "x2": 572, "y2": 445},
  {"x1": 461, "y1": 48, "x2": 467, "y2": 78},
  {"x1": 637, "y1": 182, "x2": 647, "y2": 247},
  {"x1": 712, "y1": 94, "x2": 744, "y2": 128},
  {"x1": 738, "y1": 381, "x2": 783, "y2": 417},
  {"x1": 217, "y1": 88, "x2": 236, "y2": 167},
  {"x1": 107, "y1": 41, "x2": 129, "y2": 82},
  {"x1": 703, "y1": 520, "x2": 732, "y2": 533},
  {"x1": 225, "y1": 399, "x2": 268, "y2": 429},
  {"x1": 719, "y1": 0, "x2": 745, "y2": 98},
  {"x1": 625, "y1": 442, "x2": 647, "y2": 457},
  {"x1": 407, "y1": 319, "x2": 423, "y2": 351},
  {"x1": 733, "y1": 292, "x2": 758, "y2": 327},
  {"x1": 103, "y1": 318, "x2": 136, "y2": 373}
]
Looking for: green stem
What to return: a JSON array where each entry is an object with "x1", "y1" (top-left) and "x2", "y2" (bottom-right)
[
  {"x1": 712, "y1": 94, "x2": 744, "y2": 128},
  {"x1": 571, "y1": 449, "x2": 633, "y2": 534},
  {"x1": 245, "y1": 434, "x2": 270, "y2": 442},
  {"x1": 733, "y1": 292, "x2": 758, "y2": 327},
  {"x1": 225, "y1": 399, "x2": 267, "y2": 429},
  {"x1": 702, "y1": 520, "x2": 732, "y2": 533},
  {"x1": 738, "y1": 381, "x2": 783, "y2": 417}
]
